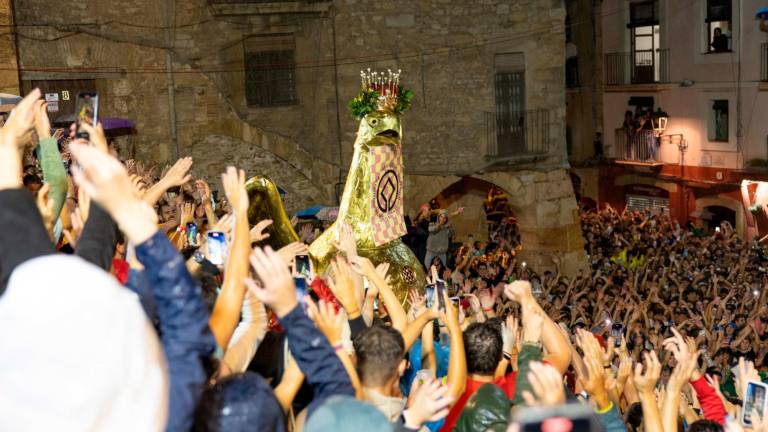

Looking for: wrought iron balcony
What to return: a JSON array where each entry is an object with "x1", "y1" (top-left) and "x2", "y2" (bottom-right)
[
  {"x1": 485, "y1": 109, "x2": 550, "y2": 158},
  {"x1": 605, "y1": 49, "x2": 669, "y2": 86},
  {"x1": 762, "y1": 43, "x2": 768, "y2": 82},
  {"x1": 613, "y1": 128, "x2": 660, "y2": 164}
]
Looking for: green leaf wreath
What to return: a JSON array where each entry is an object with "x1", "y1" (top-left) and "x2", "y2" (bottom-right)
[{"x1": 348, "y1": 86, "x2": 414, "y2": 119}]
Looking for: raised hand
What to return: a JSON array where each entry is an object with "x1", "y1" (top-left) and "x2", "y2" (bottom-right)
[
  {"x1": 195, "y1": 179, "x2": 212, "y2": 202},
  {"x1": 633, "y1": 351, "x2": 661, "y2": 394},
  {"x1": 504, "y1": 280, "x2": 534, "y2": 305},
  {"x1": 306, "y1": 299, "x2": 344, "y2": 345},
  {"x1": 4, "y1": 88, "x2": 40, "y2": 145},
  {"x1": 502, "y1": 315, "x2": 519, "y2": 357},
  {"x1": 403, "y1": 378, "x2": 453, "y2": 429},
  {"x1": 0, "y1": 89, "x2": 40, "y2": 189},
  {"x1": 332, "y1": 221, "x2": 357, "y2": 258},
  {"x1": 249, "y1": 219, "x2": 273, "y2": 243},
  {"x1": 161, "y1": 157, "x2": 193, "y2": 188},
  {"x1": 348, "y1": 255, "x2": 376, "y2": 278},
  {"x1": 277, "y1": 241, "x2": 309, "y2": 265},
  {"x1": 327, "y1": 257, "x2": 360, "y2": 317},
  {"x1": 521, "y1": 362, "x2": 566, "y2": 407},
  {"x1": 244, "y1": 246, "x2": 297, "y2": 317},
  {"x1": 78, "y1": 121, "x2": 108, "y2": 154},
  {"x1": 221, "y1": 166, "x2": 248, "y2": 215},
  {"x1": 33, "y1": 98, "x2": 51, "y2": 140},
  {"x1": 68, "y1": 141, "x2": 157, "y2": 244}
]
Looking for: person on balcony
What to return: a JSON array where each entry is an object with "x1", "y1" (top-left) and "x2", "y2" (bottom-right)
[
  {"x1": 711, "y1": 27, "x2": 729, "y2": 52},
  {"x1": 622, "y1": 111, "x2": 636, "y2": 160}
]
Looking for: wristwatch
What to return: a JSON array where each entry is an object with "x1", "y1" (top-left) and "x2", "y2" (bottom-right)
[{"x1": 193, "y1": 250, "x2": 205, "y2": 264}]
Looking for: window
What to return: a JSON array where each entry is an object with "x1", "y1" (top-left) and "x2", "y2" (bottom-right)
[
  {"x1": 706, "y1": 0, "x2": 732, "y2": 53},
  {"x1": 709, "y1": 100, "x2": 729, "y2": 142},
  {"x1": 494, "y1": 53, "x2": 525, "y2": 156},
  {"x1": 626, "y1": 194, "x2": 669, "y2": 215},
  {"x1": 244, "y1": 35, "x2": 297, "y2": 108},
  {"x1": 628, "y1": 1, "x2": 661, "y2": 83}
]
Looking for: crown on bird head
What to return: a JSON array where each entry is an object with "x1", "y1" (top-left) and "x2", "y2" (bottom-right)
[
  {"x1": 360, "y1": 68, "x2": 401, "y2": 112},
  {"x1": 349, "y1": 68, "x2": 414, "y2": 119}
]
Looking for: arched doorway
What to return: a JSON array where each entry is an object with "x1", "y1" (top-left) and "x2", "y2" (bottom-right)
[
  {"x1": 703, "y1": 205, "x2": 736, "y2": 232},
  {"x1": 428, "y1": 177, "x2": 518, "y2": 246}
]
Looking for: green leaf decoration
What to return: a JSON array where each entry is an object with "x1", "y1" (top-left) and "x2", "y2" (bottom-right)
[
  {"x1": 394, "y1": 86, "x2": 414, "y2": 115},
  {"x1": 348, "y1": 89, "x2": 380, "y2": 119}
]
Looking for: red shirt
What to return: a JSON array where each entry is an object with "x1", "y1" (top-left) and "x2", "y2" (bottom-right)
[{"x1": 439, "y1": 372, "x2": 517, "y2": 432}]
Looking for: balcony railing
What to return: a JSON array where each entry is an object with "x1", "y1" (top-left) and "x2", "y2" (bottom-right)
[
  {"x1": 486, "y1": 109, "x2": 549, "y2": 158},
  {"x1": 762, "y1": 43, "x2": 768, "y2": 82},
  {"x1": 613, "y1": 128, "x2": 659, "y2": 162},
  {"x1": 605, "y1": 49, "x2": 669, "y2": 86}
]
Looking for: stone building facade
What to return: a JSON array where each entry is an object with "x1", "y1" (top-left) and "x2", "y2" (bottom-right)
[{"x1": 9, "y1": 0, "x2": 586, "y2": 273}]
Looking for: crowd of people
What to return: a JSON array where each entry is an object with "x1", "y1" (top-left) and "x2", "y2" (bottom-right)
[{"x1": 2, "y1": 88, "x2": 768, "y2": 432}]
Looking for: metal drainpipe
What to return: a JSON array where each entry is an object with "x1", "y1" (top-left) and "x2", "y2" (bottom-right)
[{"x1": 164, "y1": 0, "x2": 179, "y2": 160}]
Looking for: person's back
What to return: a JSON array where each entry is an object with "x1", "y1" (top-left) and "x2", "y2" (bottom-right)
[
  {"x1": 0, "y1": 255, "x2": 168, "y2": 431},
  {"x1": 354, "y1": 324, "x2": 408, "y2": 421},
  {"x1": 440, "y1": 322, "x2": 513, "y2": 432}
]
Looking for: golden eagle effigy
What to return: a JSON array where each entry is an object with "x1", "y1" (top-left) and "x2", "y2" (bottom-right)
[{"x1": 246, "y1": 69, "x2": 425, "y2": 301}]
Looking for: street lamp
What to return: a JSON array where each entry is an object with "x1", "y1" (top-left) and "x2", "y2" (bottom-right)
[{"x1": 651, "y1": 107, "x2": 669, "y2": 138}]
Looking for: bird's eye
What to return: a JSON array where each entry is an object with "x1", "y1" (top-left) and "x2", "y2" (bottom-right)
[{"x1": 370, "y1": 118, "x2": 378, "y2": 126}]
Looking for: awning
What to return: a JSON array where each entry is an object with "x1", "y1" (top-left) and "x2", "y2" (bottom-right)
[
  {"x1": 295, "y1": 205, "x2": 325, "y2": 218},
  {"x1": 756, "y1": 6, "x2": 768, "y2": 18},
  {"x1": 53, "y1": 114, "x2": 135, "y2": 131},
  {"x1": 0, "y1": 93, "x2": 21, "y2": 113}
]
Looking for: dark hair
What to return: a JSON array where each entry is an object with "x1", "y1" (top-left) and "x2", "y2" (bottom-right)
[
  {"x1": 195, "y1": 270, "x2": 220, "y2": 313},
  {"x1": 353, "y1": 324, "x2": 405, "y2": 387},
  {"x1": 22, "y1": 173, "x2": 42, "y2": 186},
  {"x1": 688, "y1": 420, "x2": 723, "y2": 432},
  {"x1": 463, "y1": 322, "x2": 503, "y2": 375},
  {"x1": 194, "y1": 372, "x2": 285, "y2": 432}
]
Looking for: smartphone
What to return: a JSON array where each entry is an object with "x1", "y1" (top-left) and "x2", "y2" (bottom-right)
[
  {"x1": 293, "y1": 276, "x2": 308, "y2": 305},
  {"x1": 742, "y1": 381, "x2": 768, "y2": 427},
  {"x1": 611, "y1": 323, "x2": 623, "y2": 347},
  {"x1": 516, "y1": 403, "x2": 602, "y2": 432},
  {"x1": 186, "y1": 222, "x2": 198, "y2": 247},
  {"x1": 435, "y1": 279, "x2": 446, "y2": 312},
  {"x1": 75, "y1": 92, "x2": 99, "y2": 139},
  {"x1": 294, "y1": 254, "x2": 312, "y2": 279},
  {"x1": 206, "y1": 231, "x2": 226, "y2": 265},
  {"x1": 715, "y1": 227, "x2": 721, "y2": 233},
  {"x1": 373, "y1": 297, "x2": 379, "y2": 311},
  {"x1": 425, "y1": 285, "x2": 435, "y2": 308}
]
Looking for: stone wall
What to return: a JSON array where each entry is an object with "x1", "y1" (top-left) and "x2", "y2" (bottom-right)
[
  {"x1": 13, "y1": 0, "x2": 586, "y2": 273},
  {"x1": 0, "y1": 0, "x2": 19, "y2": 96}
]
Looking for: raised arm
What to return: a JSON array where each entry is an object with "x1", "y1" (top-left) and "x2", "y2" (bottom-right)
[
  {"x1": 69, "y1": 141, "x2": 215, "y2": 432},
  {"x1": 632, "y1": 351, "x2": 664, "y2": 432},
  {"x1": 0, "y1": 90, "x2": 56, "y2": 292},
  {"x1": 208, "y1": 167, "x2": 251, "y2": 350},
  {"x1": 440, "y1": 290, "x2": 466, "y2": 403},
  {"x1": 505, "y1": 281, "x2": 572, "y2": 373},
  {"x1": 142, "y1": 156, "x2": 193, "y2": 207},
  {"x1": 350, "y1": 256, "x2": 407, "y2": 332},
  {"x1": 245, "y1": 247, "x2": 355, "y2": 418}
]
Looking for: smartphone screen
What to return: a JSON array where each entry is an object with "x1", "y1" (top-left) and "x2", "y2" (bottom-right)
[
  {"x1": 743, "y1": 381, "x2": 768, "y2": 426},
  {"x1": 294, "y1": 276, "x2": 308, "y2": 304},
  {"x1": 435, "y1": 279, "x2": 446, "y2": 311},
  {"x1": 294, "y1": 255, "x2": 311, "y2": 279},
  {"x1": 611, "y1": 324, "x2": 623, "y2": 347},
  {"x1": 75, "y1": 92, "x2": 99, "y2": 139},
  {"x1": 425, "y1": 285, "x2": 435, "y2": 308},
  {"x1": 186, "y1": 222, "x2": 198, "y2": 247},
  {"x1": 207, "y1": 231, "x2": 226, "y2": 265}
]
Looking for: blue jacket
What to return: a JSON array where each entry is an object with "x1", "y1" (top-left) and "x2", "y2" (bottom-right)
[
  {"x1": 135, "y1": 231, "x2": 216, "y2": 432},
  {"x1": 278, "y1": 305, "x2": 356, "y2": 420}
]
